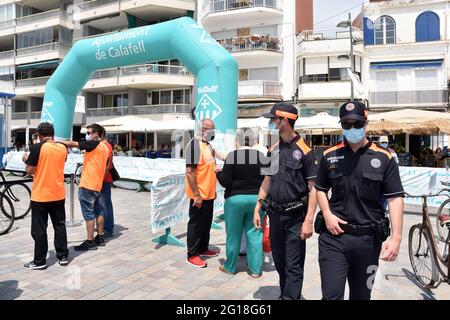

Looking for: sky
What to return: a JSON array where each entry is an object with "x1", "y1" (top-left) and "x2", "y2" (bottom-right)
[{"x1": 313, "y1": 0, "x2": 367, "y2": 31}]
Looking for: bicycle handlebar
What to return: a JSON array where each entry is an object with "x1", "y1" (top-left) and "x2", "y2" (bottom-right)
[{"x1": 404, "y1": 189, "x2": 450, "y2": 198}]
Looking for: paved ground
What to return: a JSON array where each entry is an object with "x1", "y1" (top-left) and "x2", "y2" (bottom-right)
[{"x1": 1, "y1": 182, "x2": 450, "y2": 300}]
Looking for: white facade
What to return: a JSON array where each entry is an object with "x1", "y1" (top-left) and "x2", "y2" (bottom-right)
[
  {"x1": 198, "y1": 0, "x2": 296, "y2": 116},
  {"x1": 363, "y1": 0, "x2": 449, "y2": 112}
]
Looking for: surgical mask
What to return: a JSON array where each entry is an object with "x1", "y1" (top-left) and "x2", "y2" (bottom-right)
[
  {"x1": 380, "y1": 142, "x2": 388, "y2": 149},
  {"x1": 86, "y1": 133, "x2": 92, "y2": 141},
  {"x1": 268, "y1": 120, "x2": 279, "y2": 131},
  {"x1": 205, "y1": 130, "x2": 215, "y2": 141},
  {"x1": 343, "y1": 128, "x2": 365, "y2": 144}
]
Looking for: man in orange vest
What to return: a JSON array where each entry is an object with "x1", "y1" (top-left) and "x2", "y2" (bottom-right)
[
  {"x1": 185, "y1": 118, "x2": 224, "y2": 268},
  {"x1": 64, "y1": 124, "x2": 110, "y2": 251},
  {"x1": 23, "y1": 122, "x2": 69, "y2": 270}
]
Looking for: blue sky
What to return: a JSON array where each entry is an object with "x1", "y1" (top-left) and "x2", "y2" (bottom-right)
[{"x1": 313, "y1": 0, "x2": 366, "y2": 31}]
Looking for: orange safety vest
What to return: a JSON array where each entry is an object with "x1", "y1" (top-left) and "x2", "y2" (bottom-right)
[
  {"x1": 185, "y1": 139, "x2": 217, "y2": 200},
  {"x1": 80, "y1": 142, "x2": 110, "y2": 192},
  {"x1": 31, "y1": 141, "x2": 67, "y2": 202}
]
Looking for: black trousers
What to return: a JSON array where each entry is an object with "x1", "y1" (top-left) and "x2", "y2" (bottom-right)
[
  {"x1": 268, "y1": 208, "x2": 306, "y2": 300},
  {"x1": 318, "y1": 232, "x2": 382, "y2": 300},
  {"x1": 31, "y1": 200, "x2": 69, "y2": 265},
  {"x1": 187, "y1": 199, "x2": 214, "y2": 258}
]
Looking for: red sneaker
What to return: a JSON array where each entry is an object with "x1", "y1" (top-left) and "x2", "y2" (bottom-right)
[
  {"x1": 186, "y1": 256, "x2": 207, "y2": 268},
  {"x1": 200, "y1": 249, "x2": 220, "y2": 257}
]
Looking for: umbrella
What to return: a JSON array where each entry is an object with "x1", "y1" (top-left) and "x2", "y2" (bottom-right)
[
  {"x1": 366, "y1": 120, "x2": 405, "y2": 135},
  {"x1": 422, "y1": 119, "x2": 450, "y2": 135}
]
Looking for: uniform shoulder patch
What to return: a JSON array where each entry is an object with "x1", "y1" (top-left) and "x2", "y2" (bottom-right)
[
  {"x1": 296, "y1": 138, "x2": 311, "y2": 155},
  {"x1": 369, "y1": 144, "x2": 393, "y2": 160},
  {"x1": 323, "y1": 141, "x2": 345, "y2": 156}
]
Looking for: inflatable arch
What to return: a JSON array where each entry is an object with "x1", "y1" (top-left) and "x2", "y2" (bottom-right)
[{"x1": 41, "y1": 17, "x2": 238, "y2": 148}]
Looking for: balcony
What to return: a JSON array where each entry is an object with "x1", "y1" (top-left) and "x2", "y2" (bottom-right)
[
  {"x1": 0, "y1": 19, "x2": 15, "y2": 37},
  {"x1": 202, "y1": 0, "x2": 282, "y2": 29},
  {"x1": 218, "y1": 35, "x2": 282, "y2": 54},
  {"x1": 86, "y1": 106, "x2": 129, "y2": 117},
  {"x1": 15, "y1": 42, "x2": 70, "y2": 65},
  {"x1": 15, "y1": 9, "x2": 66, "y2": 34},
  {"x1": 369, "y1": 89, "x2": 448, "y2": 110},
  {"x1": 0, "y1": 50, "x2": 14, "y2": 67},
  {"x1": 11, "y1": 111, "x2": 41, "y2": 120},
  {"x1": 238, "y1": 80, "x2": 282, "y2": 100},
  {"x1": 15, "y1": 76, "x2": 50, "y2": 96},
  {"x1": 297, "y1": 74, "x2": 360, "y2": 101},
  {"x1": 74, "y1": 0, "x2": 120, "y2": 22},
  {"x1": 129, "y1": 104, "x2": 192, "y2": 115},
  {"x1": 84, "y1": 64, "x2": 193, "y2": 91},
  {"x1": 120, "y1": 0, "x2": 195, "y2": 14}
]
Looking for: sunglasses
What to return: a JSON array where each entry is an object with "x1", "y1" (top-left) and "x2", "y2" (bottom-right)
[
  {"x1": 86, "y1": 132, "x2": 92, "y2": 135},
  {"x1": 341, "y1": 121, "x2": 365, "y2": 130}
]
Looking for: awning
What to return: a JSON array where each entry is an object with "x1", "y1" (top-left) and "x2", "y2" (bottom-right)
[
  {"x1": 16, "y1": 60, "x2": 60, "y2": 70},
  {"x1": 370, "y1": 59, "x2": 443, "y2": 70}
]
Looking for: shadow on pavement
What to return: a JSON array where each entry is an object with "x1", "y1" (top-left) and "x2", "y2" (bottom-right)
[
  {"x1": 253, "y1": 285, "x2": 279, "y2": 300},
  {"x1": 401, "y1": 268, "x2": 436, "y2": 300},
  {"x1": 0, "y1": 280, "x2": 23, "y2": 300}
]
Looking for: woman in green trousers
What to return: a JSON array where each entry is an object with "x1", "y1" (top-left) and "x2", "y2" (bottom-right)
[{"x1": 216, "y1": 129, "x2": 267, "y2": 277}]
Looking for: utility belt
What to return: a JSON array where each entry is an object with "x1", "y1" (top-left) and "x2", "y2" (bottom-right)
[
  {"x1": 315, "y1": 211, "x2": 390, "y2": 243},
  {"x1": 259, "y1": 195, "x2": 308, "y2": 215}
]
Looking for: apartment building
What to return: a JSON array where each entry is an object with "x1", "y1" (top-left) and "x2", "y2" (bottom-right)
[
  {"x1": 0, "y1": 0, "x2": 195, "y2": 147},
  {"x1": 198, "y1": 0, "x2": 312, "y2": 117}
]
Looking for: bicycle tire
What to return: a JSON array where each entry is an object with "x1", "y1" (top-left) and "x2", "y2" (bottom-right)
[
  {"x1": 0, "y1": 193, "x2": 15, "y2": 235},
  {"x1": 408, "y1": 223, "x2": 440, "y2": 287},
  {"x1": 2, "y1": 183, "x2": 31, "y2": 220},
  {"x1": 436, "y1": 198, "x2": 450, "y2": 242}
]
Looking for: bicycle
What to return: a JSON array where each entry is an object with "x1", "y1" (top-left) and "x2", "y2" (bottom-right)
[
  {"x1": 408, "y1": 182, "x2": 450, "y2": 288},
  {"x1": 0, "y1": 169, "x2": 31, "y2": 220},
  {"x1": 0, "y1": 189, "x2": 15, "y2": 235},
  {"x1": 74, "y1": 163, "x2": 82, "y2": 185}
]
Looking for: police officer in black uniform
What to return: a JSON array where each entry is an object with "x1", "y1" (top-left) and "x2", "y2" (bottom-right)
[
  {"x1": 253, "y1": 102, "x2": 318, "y2": 300},
  {"x1": 315, "y1": 101, "x2": 404, "y2": 300}
]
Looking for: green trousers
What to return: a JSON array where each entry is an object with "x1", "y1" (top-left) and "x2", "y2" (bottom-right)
[{"x1": 223, "y1": 194, "x2": 264, "y2": 275}]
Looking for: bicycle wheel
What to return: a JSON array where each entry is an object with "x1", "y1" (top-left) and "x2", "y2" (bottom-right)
[
  {"x1": 0, "y1": 193, "x2": 15, "y2": 235},
  {"x1": 74, "y1": 165, "x2": 82, "y2": 185},
  {"x1": 436, "y1": 198, "x2": 450, "y2": 242},
  {"x1": 408, "y1": 224, "x2": 440, "y2": 287},
  {"x1": 2, "y1": 183, "x2": 31, "y2": 219}
]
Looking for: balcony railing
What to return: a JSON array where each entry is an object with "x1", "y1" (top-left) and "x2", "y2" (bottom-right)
[
  {"x1": 217, "y1": 35, "x2": 282, "y2": 53},
  {"x1": 130, "y1": 104, "x2": 192, "y2": 115},
  {"x1": 75, "y1": 0, "x2": 119, "y2": 11},
  {"x1": 90, "y1": 64, "x2": 191, "y2": 80},
  {"x1": 16, "y1": 42, "x2": 70, "y2": 57},
  {"x1": 15, "y1": 76, "x2": 51, "y2": 87},
  {"x1": 238, "y1": 80, "x2": 282, "y2": 98},
  {"x1": 0, "y1": 20, "x2": 14, "y2": 30},
  {"x1": 16, "y1": 9, "x2": 61, "y2": 26},
  {"x1": 0, "y1": 50, "x2": 14, "y2": 60},
  {"x1": 299, "y1": 74, "x2": 352, "y2": 84},
  {"x1": 86, "y1": 107, "x2": 128, "y2": 117},
  {"x1": 370, "y1": 89, "x2": 448, "y2": 106},
  {"x1": 91, "y1": 68, "x2": 119, "y2": 79},
  {"x1": 11, "y1": 111, "x2": 41, "y2": 120},
  {"x1": 204, "y1": 0, "x2": 280, "y2": 13},
  {"x1": 298, "y1": 28, "x2": 363, "y2": 43}
]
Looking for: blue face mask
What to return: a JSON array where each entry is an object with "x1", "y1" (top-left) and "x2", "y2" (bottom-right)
[
  {"x1": 380, "y1": 142, "x2": 388, "y2": 149},
  {"x1": 343, "y1": 128, "x2": 365, "y2": 144},
  {"x1": 268, "y1": 120, "x2": 278, "y2": 131}
]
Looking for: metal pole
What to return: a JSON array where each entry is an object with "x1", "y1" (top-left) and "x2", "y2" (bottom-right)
[
  {"x1": 349, "y1": 12, "x2": 354, "y2": 101},
  {"x1": 66, "y1": 173, "x2": 81, "y2": 227}
]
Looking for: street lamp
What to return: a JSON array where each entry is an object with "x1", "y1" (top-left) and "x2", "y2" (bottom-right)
[{"x1": 337, "y1": 12, "x2": 354, "y2": 100}]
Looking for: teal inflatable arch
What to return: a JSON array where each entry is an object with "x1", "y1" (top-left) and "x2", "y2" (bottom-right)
[{"x1": 41, "y1": 17, "x2": 238, "y2": 145}]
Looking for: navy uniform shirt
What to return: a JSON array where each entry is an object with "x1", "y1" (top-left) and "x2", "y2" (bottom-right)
[
  {"x1": 265, "y1": 134, "x2": 317, "y2": 204},
  {"x1": 315, "y1": 140, "x2": 404, "y2": 225}
]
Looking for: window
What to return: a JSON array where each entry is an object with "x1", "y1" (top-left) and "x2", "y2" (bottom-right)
[
  {"x1": 102, "y1": 93, "x2": 128, "y2": 108},
  {"x1": 160, "y1": 91, "x2": 171, "y2": 104},
  {"x1": 364, "y1": 17, "x2": 374, "y2": 45},
  {"x1": 248, "y1": 67, "x2": 277, "y2": 81},
  {"x1": 149, "y1": 89, "x2": 192, "y2": 105},
  {"x1": 239, "y1": 69, "x2": 248, "y2": 81},
  {"x1": 17, "y1": 27, "x2": 54, "y2": 49},
  {"x1": 0, "y1": 65, "x2": 13, "y2": 81},
  {"x1": 375, "y1": 71, "x2": 397, "y2": 90},
  {"x1": 329, "y1": 68, "x2": 349, "y2": 81},
  {"x1": 416, "y1": 11, "x2": 440, "y2": 42},
  {"x1": 173, "y1": 90, "x2": 184, "y2": 104},
  {"x1": 374, "y1": 16, "x2": 396, "y2": 45}
]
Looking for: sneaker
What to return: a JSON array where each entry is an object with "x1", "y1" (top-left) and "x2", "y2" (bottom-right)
[
  {"x1": 24, "y1": 261, "x2": 47, "y2": 270},
  {"x1": 186, "y1": 256, "x2": 207, "y2": 268},
  {"x1": 247, "y1": 270, "x2": 262, "y2": 278},
  {"x1": 74, "y1": 240, "x2": 97, "y2": 251},
  {"x1": 219, "y1": 265, "x2": 235, "y2": 275},
  {"x1": 59, "y1": 257, "x2": 69, "y2": 266},
  {"x1": 95, "y1": 234, "x2": 105, "y2": 247},
  {"x1": 199, "y1": 249, "x2": 220, "y2": 257}
]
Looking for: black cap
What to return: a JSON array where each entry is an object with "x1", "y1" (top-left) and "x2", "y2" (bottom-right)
[
  {"x1": 339, "y1": 101, "x2": 368, "y2": 122},
  {"x1": 261, "y1": 102, "x2": 298, "y2": 120}
]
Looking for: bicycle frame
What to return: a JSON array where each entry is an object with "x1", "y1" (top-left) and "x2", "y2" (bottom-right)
[{"x1": 415, "y1": 191, "x2": 450, "y2": 286}]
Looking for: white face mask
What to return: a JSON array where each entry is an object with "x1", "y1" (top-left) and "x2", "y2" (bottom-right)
[{"x1": 86, "y1": 133, "x2": 93, "y2": 141}]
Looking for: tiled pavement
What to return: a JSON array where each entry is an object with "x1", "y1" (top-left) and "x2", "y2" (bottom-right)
[{"x1": 1, "y1": 183, "x2": 450, "y2": 300}]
